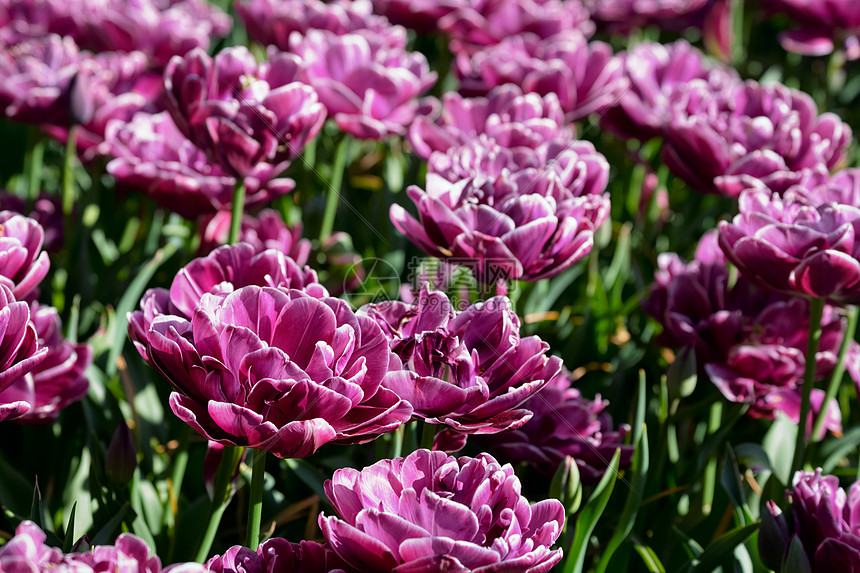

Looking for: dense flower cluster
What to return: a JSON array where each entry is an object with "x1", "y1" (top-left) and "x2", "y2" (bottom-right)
[
  {"x1": 291, "y1": 29, "x2": 436, "y2": 140},
  {"x1": 456, "y1": 32, "x2": 626, "y2": 121},
  {"x1": 644, "y1": 231, "x2": 853, "y2": 432},
  {"x1": 319, "y1": 448, "x2": 565, "y2": 572}
]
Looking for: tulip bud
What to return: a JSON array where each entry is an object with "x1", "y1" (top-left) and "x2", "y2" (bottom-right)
[
  {"x1": 782, "y1": 535, "x2": 812, "y2": 573},
  {"x1": 550, "y1": 456, "x2": 583, "y2": 519},
  {"x1": 105, "y1": 421, "x2": 136, "y2": 484},
  {"x1": 759, "y1": 501, "x2": 791, "y2": 571}
]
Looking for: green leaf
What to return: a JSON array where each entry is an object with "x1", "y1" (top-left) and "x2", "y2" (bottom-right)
[
  {"x1": 285, "y1": 458, "x2": 329, "y2": 501},
  {"x1": 762, "y1": 412, "x2": 797, "y2": 486},
  {"x1": 595, "y1": 429, "x2": 649, "y2": 573},
  {"x1": 819, "y1": 426, "x2": 860, "y2": 473},
  {"x1": 90, "y1": 502, "x2": 131, "y2": 546},
  {"x1": 106, "y1": 243, "x2": 178, "y2": 377},
  {"x1": 721, "y1": 443, "x2": 753, "y2": 524},
  {"x1": 666, "y1": 347, "x2": 697, "y2": 400},
  {"x1": 562, "y1": 449, "x2": 622, "y2": 573},
  {"x1": 632, "y1": 537, "x2": 666, "y2": 573},
  {"x1": 62, "y1": 503, "x2": 78, "y2": 552},
  {"x1": 688, "y1": 522, "x2": 760, "y2": 573},
  {"x1": 132, "y1": 476, "x2": 164, "y2": 536}
]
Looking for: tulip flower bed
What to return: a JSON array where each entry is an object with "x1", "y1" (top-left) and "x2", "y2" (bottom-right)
[{"x1": 5, "y1": 0, "x2": 860, "y2": 571}]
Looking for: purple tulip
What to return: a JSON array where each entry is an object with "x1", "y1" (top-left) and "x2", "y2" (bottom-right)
[
  {"x1": 761, "y1": 0, "x2": 860, "y2": 60},
  {"x1": 128, "y1": 243, "x2": 326, "y2": 351},
  {"x1": 0, "y1": 193, "x2": 63, "y2": 253},
  {"x1": 644, "y1": 231, "x2": 858, "y2": 435},
  {"x1": 473, "y1": 371, "x2": 633, "y2": 483},
  {"x1": 371, "y1": 0, "x2": 465, "y2": 34},
  {"x1": 719, "y1": 186, "x2": 860, "y2": 303},
  {"x1": 199, "y1": 209, "x2": 310, "y2": 264},
  {"x1": 164, "y1": 47, "x2": 326, "y2": 177},
  {"x1": 440, "y1": 0, "x2": 593, "y2": 56},
  {"x1": 64, "y1": 533, "x2": 161, "y2": 571},
  {"x1": 105, "y1": 111, "x2": 296, "y2": 219},
  {"x1": 206, "y1": 538, "x2": 354, "y2": 573},
  {"x1": 0, "y1": 285, "x2": 45, "y2": 421},
  {"x1": 664, "y1": 80, "x2": 851, "y2": 195},
  {"x1": 70, "y1": 0, "x2": 231, "y2": 67},
  {"x1": 409, "y1": 84, "x2": 569, "y2": 159},
  {"x1": 44, "y1": 50, "x2": 163, "y2": 160},
  {"x1": 0, "y1": 520, "x2": 63, "y2": 569},
  {"x1": 292, "y1": 29, "x2": 436, "y2": 140},
  {"x1": 132, "y1": 285, "x2": 412, "y2": 458},
  {"x1": 456, "y1": 32, "x2": 626, "y2": 121},
  {"x1": 786, "y1": 470, "x2": 860, "y2": 570},
  {"x1": 0, "y1": 303, "x2": 91, "y2": 424},
  {"x1": 0, "y1": 211, "x2": 50, "y2": 299},
  {"x1": 391, "y1": 139, "x2": 610, "y2": 282},
  {"x1": 319, "y1": 448, "x2": 565, "y2": 572},
  {"x1": 600, "y1": 39, "x2": 739, "y2": 142},
  {"x1": 584, "y1": 0, "x2": 715, "y2": 33},
  {"x1": 0, "y1": 34, "x2": 80, "y2": 125},
  {"x1": 237, "y1": 0, "x2": 403, "y2": 53},
  {"x1": 361, "y1": 285, "x2": 563, "y2": 433}
]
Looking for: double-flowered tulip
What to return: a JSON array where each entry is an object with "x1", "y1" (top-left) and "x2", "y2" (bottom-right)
[
  {"x1": 164, "y1": 47, "x2": 326, "y2": 177},
  {"x1": 361, "y1": 286, "x2": 562, "y2": 433},
  {"x1": 319, "y1": 448, "x2": 565, "y2": 572}
]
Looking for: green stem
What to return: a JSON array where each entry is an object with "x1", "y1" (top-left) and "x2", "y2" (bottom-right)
[
  {"x1": 701, "y1": 402, "x2": 722, "y2": 516},
  {"x1": 390, "y1": 425, "x2": 405, "y2": 459},
  {"x1": 228, "y1": 179, "x2": 246, "y2": 244},
  {"x1": 245, "y1": 450, "x2": 266, "y2": 550},
  {"x1": 194, "y1": 446, "x2": 244, "y2": 563},
  {"x1": 419, "y1": 422, "x2": 437, "y2": 451},
  {"x1": 23, "y1": 127, "x2": 45, "y2": 201},
  {"x1": 792, "y1": 297, "x2": 825, "y2": 474},
  {"x1": 62, "y1": 125, "x2": 77, "y2": 218},
  {"x1": 319, "y1": 137, "x2": 350, "y2": 243},
  {"x1": 811, "y1": 305, "x2": 859, "y2": 441},
  {"x1": 166, "y1": 425, "x2": 192, "y2": 563}
]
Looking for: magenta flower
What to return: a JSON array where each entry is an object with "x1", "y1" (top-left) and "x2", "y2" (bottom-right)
[
  {"x1": 601, "y1": 39, "x2": 739, "y2": 142},
  {"x1": 237, "y1": 0, "x2": 403, "y2": 52},
  {"x1": 292, "y1": 29, "x2": 436, "y2": 140},
  {"x1": 456, "y1": 32, "x2": 626, "y2": 121},
  {"x1": 0, "y1": 34, "x2": 80, "y2": 125},
  {"x1": 69, "y1": 0, "x2": 231, "y2": 67},
  {"x1": 0, "y1": 211, "x2": 50, "y2": 299},
  {"x1": 0, "y1": 303, "x2": 91, "y2": 424},
  {"x1": 371, "y1": 0, "x2": 465, "y2": 34},
  {"x1": 0, "y1": 194, "x2": 63, "y2": 253},
  {"x1": 0, "y1": 285, "x2": 45, "y2": 421},
  {"x1": 132, "y1": 285, "x2": 411, "y2": 458},
  {"x1": 584, "y1": 0, "x2": 719, "y2": 34},
  {"x1": 63, "y1": 533, "x2": 162, "y2": 571},
  {"x1": 361, "y1": 286, "x2": 563, "y2": 433},
  {"x1": 199, "y1": 209, "x2": 310, "y2": 265},
  {"x1": 440, "y1": 0, "x2": 593, "y2": 56},
  {"x1": 719, "y1": 186, "x2": 860, "y2": 303},
  {"x1": 664, "y1": 80, "x2": 851, "y2": 195},
  {"x1": 391, "y1": 140, "x2": 610, "y2": 282},
  {"x1": 129, "y1": 243, "x2": 326, "y2": 349},
  {"x1": 207, "y1": 538, "x2": 354, "y2": 573},
  {"x1": 0, "y1": 521, "x2": 62, "y2": 569},
  {"x1": 105, "y1": 111, "x2": 296, "y2": 219},
  {"x1": 762, "y1": 0, "x2": 860, "y2": 60},
  {"x1": 761, "y1": 470, "x2": 860, "y2": 571},
  {"x1": 164, "y1": 47, "x2": 326, "y2": 177},
  {"x1": 320, "y1": 449, "x2": 565, "y2": 572},
  {"x1": 44, "y1": 50, "x2": 163, "y2": 160},
  {"x1": 644, "y1": 231, "x2": 857, "y2": 434},
  {"x1": 473, "y1": 372, "x2": 633, "y2": 483},
  {"x1": 409, "y1": 84, "x2": 568, "y2": 159}
]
